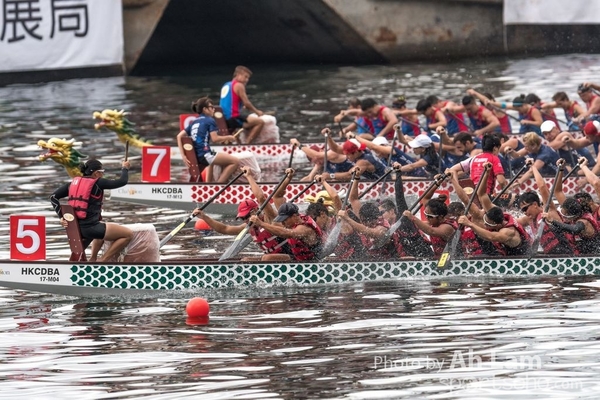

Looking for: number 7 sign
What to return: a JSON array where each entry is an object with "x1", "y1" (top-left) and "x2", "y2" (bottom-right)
[
  {"x1": 10, "y1": 216, "x2": 46, "y2": 260},
  {"x1": 142, "y1": 146, "x2": 171, "y2": 182}
]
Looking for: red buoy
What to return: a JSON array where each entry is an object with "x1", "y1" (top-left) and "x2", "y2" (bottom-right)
[
  {"x1": 194, "y1": 219, "x2": 212, "y2": 231},
  {"x1": 186, "y1": 297, "x2": 210, "y2": 317}
]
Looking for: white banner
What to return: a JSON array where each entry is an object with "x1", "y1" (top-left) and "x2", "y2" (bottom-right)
[
  {"x1": 0, "y1": 0, "x2": 123, "y2": 72},
  {"x1": 504, "y1": 0, "x2": 600, "y2": 24}
]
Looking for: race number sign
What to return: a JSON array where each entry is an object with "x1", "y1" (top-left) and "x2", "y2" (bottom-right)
[
  {"x1": 179, "y1": 114, "x2": 198, "y2": 131},
  {"x1": 142, "y1": 146, "x2": 171, "y2": 182},
  {"x1": 10, "y1": 216, "x2": 46, "y2": 260}
]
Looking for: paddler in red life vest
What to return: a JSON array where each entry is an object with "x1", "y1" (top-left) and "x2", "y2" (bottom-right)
[
  {"x1": 249, "y1": 202, "x2": 323, "y2": 262},
  {"x1": 519, "y1": 159, "x2": 576, "y2": 255},
  {"x1": 458, "y1": 162, "x2": 531, "y2": 256},
  {"x1": 303, "y1": 175, "x2": 342, "y2": 235},
  {"x1": 355, "y1": 98, "x2": 398, "y2": 141},
  {"x1": 466, "y1": 89, "x2": 512, "y2": 134},
  {"x1": 193, "y1": 167, "x2": 292, "y2": 261},
  {"x1": 563, "y1": 120, "x2": 600, "y2": 186},
  {"x1": 577, "y1": 157, "x2": 600, "y2": 225},
  {"x1": 544, "y1": 159, "x2": 600, "y2": 256},
  {"x1": 50, "y1": 159, "x2": 132, "y2": 262}
]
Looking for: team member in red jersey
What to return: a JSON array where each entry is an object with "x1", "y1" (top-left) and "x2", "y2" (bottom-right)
[
  {"x1": 574, "y1": 83, "x2": 600, "y2": 124},
  {"x1": 50, "y1": 159, "x2": 132, "y2": 262},
  {"x1": 576, "y1": 158, "x2": 600, "y2": 225},
  {"x1": 402, "y1": 198, "x2": 457, "y2": 257},
  {"x1": 547, "y1": 92, "x2": 586, "y2": 130},
  {"x1": 250, "y1": 202, "x2": 323, "y2": 261},
  {"x1": 358, "y1": 98, "x2": 398, "y2": 140},
  {"x1": 447, "y1": 134, "x2": 506, "y2": 195},
  {"x1": 458, "y1": 163, "x2": 531, "y2": 256},
  {"x1": 427, "y1": 95, "x2": 469, "y2": 135}
]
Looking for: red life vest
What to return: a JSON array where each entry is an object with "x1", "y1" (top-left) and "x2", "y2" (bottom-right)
[
  {"x1": 573, "y1": 213, "x2": 600, "y2": 255},
  {"x1": 250, "y1": 224, "x2": 288, "y2": 254},
  {"x1": 68, "y1": 177, "x2": 102, "y2": 219},
  {"x1": 498, "y1": 114, "x2": 511, "y2": 133},
  {"x1": 359, "y1": 217, "x2": 396, "y2": 259},
  {"x1": 288, "y1": 215, "x2": 324, "y2": 261},
  {"x1": 441, "y1": 100, "x2": 469, "y2": 132},
  {"x1": 394, "y1": 219, "x2": 434, "y2": 258},
  {"x1": 585, "y1": 94, "x2": 599, "y2": 110},
  {"x1": 539, "y1": 102, "x2": 559, "y2": 125},
  {"x1": 534, "y1": 214, "x2": 574, "y2": 255},
  {"x1": 491, "y1": 214, "x2": 531, "y2": 256},
  {"x1": 363, "y1": 107, "x2": 392, "y2": 139},
  {"x1": 565, "y1": 101, "x2": 580, "y2": 122},
  {"x1": 429, "y1": 219, "x2": 458, "y2": 257},
  {"x1": 460, "y1": 227, "x2": 483, "y2": 257},
  {"x1": 335, "y1": 227, "x2": 366, "y2": 260}
]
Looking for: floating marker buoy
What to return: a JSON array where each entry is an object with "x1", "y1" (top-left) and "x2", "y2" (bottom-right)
[
  {"x1": 194, "y1": 219, "x2": 212, "y2": 231},
  {"x1": 186, "y1": 297, "x2": 210, "y2": 317}
]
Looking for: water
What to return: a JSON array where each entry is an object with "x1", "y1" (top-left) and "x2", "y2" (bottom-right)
[{"x1": 2, "y1": 54, "x2": 600, "y2": 398}]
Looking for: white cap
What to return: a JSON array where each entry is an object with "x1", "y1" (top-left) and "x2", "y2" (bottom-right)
[
  {"x1": 540, "y1": 120, "x2": 557, "y2": 133},
  {"x1": 372, "y1": 136, "x2": 390, "y2": 146},
  {"x1": 408, "y1": 134, "x2": 433, "y2": 148}
]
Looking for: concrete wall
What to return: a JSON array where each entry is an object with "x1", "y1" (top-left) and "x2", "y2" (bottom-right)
[{"x1": 123, "y1": 0, "x2": 600, "y2": 73}]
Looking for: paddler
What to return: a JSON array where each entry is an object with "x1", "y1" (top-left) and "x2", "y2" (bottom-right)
[{"x1": 50, "y1": 158, "x2": 132, "y2": 262}]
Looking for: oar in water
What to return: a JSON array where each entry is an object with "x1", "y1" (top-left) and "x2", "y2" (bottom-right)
[
  {"x1": 437, "y1": 167, "x2": 490, "y2": 269},
  {"x1": 290, "y1": 180, "x2": 317, "y2": 203},
  {"x1": 527, "y1": 162, "x2": 564, "y2": 260},
  {"x1": 318, "y1": 171, "x2": 357, "y2": 259},
  {"x1": 159, "y1": 170, "x2": 244, "y2": 248},
  {"x1": 219, "y1": 172, "x2": 291, "y2": 261},
  {"x1": 371, "y1": 174, "x2": 448, "y2": 249},
  {"x1": 491, "y1": 160, "x2": 531, "y2": 204}
]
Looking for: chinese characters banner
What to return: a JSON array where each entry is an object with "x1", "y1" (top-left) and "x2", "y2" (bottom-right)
[
  {"x1": 504, "y1": 0, "x2": 600, "y2": 24},
  {"x1": 0, "y1": 0, "x2": 123, "y2": 72}
]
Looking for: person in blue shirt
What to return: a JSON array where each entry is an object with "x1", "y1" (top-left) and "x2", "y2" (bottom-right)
[
  {"x1": 510, "y1": 132, "x2": 559, "y2": 186},
  {"x1": 177, "y1": 97, "x2": 239, "y2": 183}
]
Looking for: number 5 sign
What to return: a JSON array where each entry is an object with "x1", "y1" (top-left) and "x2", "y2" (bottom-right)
[
  {"x1": 142, "y1": 146, "x2": 171, "y2": 182},
  {"x1": 10, "y1": 216, "x2": 46, "y2": 260}
]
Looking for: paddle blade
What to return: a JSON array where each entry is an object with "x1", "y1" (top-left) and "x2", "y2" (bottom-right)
[
  {"x1": 159, "y1": 216, "x2": 192, "y2": 248},
  {"x1": 437, "y1": 230, "x2": 460, "y2": 269},
  {"x1": 527, "y1": 220, "x2": 545, "y2": 260},
  {"x1": 318, "y1": 223, "x2": 343, "y2": 259},
  {"x1": 219, "y1": 225, "x2": 252, "y2": 261}
]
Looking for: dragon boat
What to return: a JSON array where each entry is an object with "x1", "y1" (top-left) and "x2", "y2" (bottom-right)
[
  {"x1": 91, "y1": 108, "x2": 312, "y2": 166},
  {"x1": 108, "y1": 177, "x2": 593, "y2": 212},
  {"x1": 0, "y1": 255, "x2": 597, "y2": 297}
]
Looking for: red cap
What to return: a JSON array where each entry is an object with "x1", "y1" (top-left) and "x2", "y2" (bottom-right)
[
  {"x1": 584, "y1": 121, "x2": 600, "y2": 136},
  {"x1": 342, "y1": 139, "x2": 365, "y2": 154},
  {"x1": 236, "y1": 199, "x2": 259, "y2": 219}
]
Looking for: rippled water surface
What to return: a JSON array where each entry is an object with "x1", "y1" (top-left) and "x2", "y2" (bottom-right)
[{"x1": 2, "y1": 54, "x2": 600, "y2": 398}]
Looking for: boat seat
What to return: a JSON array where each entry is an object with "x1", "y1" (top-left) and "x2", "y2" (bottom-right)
[
  {"x1": 60, "y1": 204, "x2": 87, "y2": 262},
  {"x1": 214, "y1": 106, "x2": 236, "y2": 135},
  {"x1": 180, "y1": 136, "x2": 206, "y2": 182}
]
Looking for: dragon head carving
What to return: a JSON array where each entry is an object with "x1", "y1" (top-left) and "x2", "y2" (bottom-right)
[
  {"x1": 93, "y1": 109, "x2": 152, "y2": 148},
  {"x1": 38, "y1": 137, "x2": 87, "y2": 177}
]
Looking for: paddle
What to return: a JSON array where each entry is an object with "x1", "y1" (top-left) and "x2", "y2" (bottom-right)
[
  {"x1": 487, "y1": 103, "x2": 521, "y2": 124},
  {"x1": 219, "y1": 172, "x2": 291, "y2": 261},
  {"x1": 565, "y1": 143, "x2": 576, "y2": 168},
  {"x1": 159, "y1": 171, "x2": 245, "y2": 248},
  {"x1": 338, "y1": 122, "x2": 345, "y2": 139},
  {"x1": 371, "y1": 173, "x2": 447, "y2": 249},
  {"x1": 491, "y1": 161, "x2": 531, "y2": 204},
  {"x1": 437, "y1": 166, "x2": 490, "y2": 269},
  {"x1": 124, "y1": 140, "x2": 129, "y2": 161},
  {"x1": 317, "y1": 171, "x2": 357, "y2": 259},
  {"x1": 399, "y1": 116, "x2": 426, "y2": 132},
  {"x1": 562, "y1": 158, "x2": 583, "y2": 182},
  {"x1": 379, "y1": 132, "x2": 397, "y2": 196},
  {"x1": 323, "y1": 131, "x2": 329, "y2": 174},
  {"x1": 290, "y1": 180, "x2": 317, "y2": 203},
  {"x1": 446, "y1": 111, "x2": 474, "y2": 134},
  {"x1": 288, "y1": 143, "x2": 296, "y2": 169},
  {"x1": 527, "y1": 162, "x2": 564, "y2": 260}
]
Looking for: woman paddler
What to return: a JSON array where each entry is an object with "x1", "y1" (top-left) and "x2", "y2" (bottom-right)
[
  {"x1": 177, "y1": 96, "x2": 240, "y2": 183},
  {"x1": 50, "y1": 159, "x2": 132, "y2": 262}
]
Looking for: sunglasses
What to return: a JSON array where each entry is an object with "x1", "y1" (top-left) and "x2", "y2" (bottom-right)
[
  {"x1": 424, "y1": 212, "x2": 439, "y2": 219},
  {"x1": 520, "y1": 203, "x2": 533, "y2": 213},
  {"x1": 483, "y1": 214, "x2": 500, "y2": 227},
  {"x1": 558, "y1": 207, "x2": 576, "y2": 219}
]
